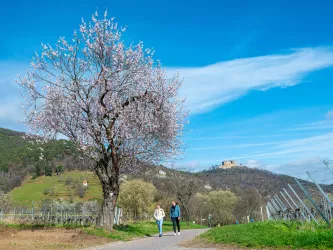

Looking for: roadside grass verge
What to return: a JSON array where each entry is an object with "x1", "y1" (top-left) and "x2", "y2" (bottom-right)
[
  {"x1": 84, "y1": 221, "x2": 205, "y2": 241},
  {"x1": 197, "y1": 220, "x2": 333, "y2": 249},
  {"x1": 1, "y1": 221, "x2": 205, "y2": 241}
]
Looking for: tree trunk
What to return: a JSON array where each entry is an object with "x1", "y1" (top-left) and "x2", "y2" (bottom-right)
[
  {"x1": 95, "y1": 157, "x2": 120, "y2": 231},
  {"x1": 101, "y1": 188, "x2": 118, "y2": 231},
  {"x1": 185, "y1": 211, "x2": 190, "y2": 226}
]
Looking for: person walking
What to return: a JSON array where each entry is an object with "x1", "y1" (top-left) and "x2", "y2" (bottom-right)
[
  {"x1": 170, "y1": 201, "x2": 181, "y2": 235},
  {"x1": 154, "y1": 204, "x2": 165, "y2": 237}
]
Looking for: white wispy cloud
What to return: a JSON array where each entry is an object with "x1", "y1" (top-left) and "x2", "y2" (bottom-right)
[
  {"x1": 169, "y1": 47, "x2": 333, "y2": 114},
  {"x1": 227, "y1": 133, "x2": 333, "y2": 161},
  {"x1": 276, "y1": 157, "x2": 333, "y2": 184},
  {"x1": 194, "y1": 132, "x2": 333, "y2": 164},
  {"x1": 326, "y1": 110, "x2": 333, "y2": 120},
  {"x1": 244, "y1": 159, "x2": 269, "y2": 169},
  {"x1": 287, "y1": 108, "x2": 333, "y2": 131},
  {"x1": 188, "y1": 141, "x2": 282, "y2": 151},
  {"x1": 287, "y1": 120, "x2": 333, "y2": 131}
]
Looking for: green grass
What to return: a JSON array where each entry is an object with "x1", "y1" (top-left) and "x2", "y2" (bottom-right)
[
  {"x1": 10, "y1": 171, "x2": 102, "y2": 207},
  {"x1": 198, "y1": 221, "x2": 333, "y2": 249},
  {"x1": 84, "y1": 221, "x2": 206, "y2": 241}
]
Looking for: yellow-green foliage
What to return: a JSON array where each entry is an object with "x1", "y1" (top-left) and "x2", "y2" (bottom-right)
[
  {"x1": 118, "y1": 179, "x2": 157, "y2": 219},
  {"x1": 207, "y1": 190, "x2": 237, "y2": 224}
]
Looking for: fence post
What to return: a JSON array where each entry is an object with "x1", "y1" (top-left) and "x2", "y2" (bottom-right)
[
  {"x1": 283, "y1": 188, "x2": 308, "y2": 222},
  {"x1": 266, "y1": 205, "x2": 271, "y2": 219},
  {"x1": 275, "y1": 195, "x2": 287, "y2": 210},
  {"x1": 294, "y1": 178, "x2": 331, "y2": 227},
  {"x1": 307, "y1": 171, "x2": 333, "y2": 208},
  {"x1": 32, "y1": 201, "x2": 34, "y2": 221},
  {"x1": 288, "y1": 184, "x2": 318, "y2": 224},
  {"x1": 270, "y1": 199, "x2": 281, "y2": 211},
  {"x1": 267, "y1": 202, "x2": 276, "y2": 215}
]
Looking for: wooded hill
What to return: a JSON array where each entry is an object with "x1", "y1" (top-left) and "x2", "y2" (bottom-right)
[
  {"x1": 0, "y1": 128, "x2": 79, "y2": 171},
  {"x1": 1, "y1": 127, "x2": 332, "y2": 199},
  {"x1": 0, "y1": 127, "x2": 92, "y2": 192}
]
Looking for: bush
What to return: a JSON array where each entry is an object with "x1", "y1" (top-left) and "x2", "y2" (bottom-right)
[
  {"x1": 43, "y1": 189, "x2": 50, "y2": 195},
  {"x1": 44, "y1": 165, "x2": 53, "y2": 176},
  {"x1": 65, "y1": 177, "x2": 73, "y2": 186},
  {"x1": 0, "y1": 191, "x2": 12, "y2": 211},
  {"x1": 82, "y1": 201, "x2": 101, "y2": 215},
  {"x1": 55, "y1": 164, "x2": 64, "y2": 175},
  {"x1": 49, "y1": 188, "x2": 55, "y2": 196},
  {"x1": 118, "y1": 179, "x2": 156, "y2": 220},
  {"x1": 76, "y1": 184, "x2": 85, "y2": 198}
]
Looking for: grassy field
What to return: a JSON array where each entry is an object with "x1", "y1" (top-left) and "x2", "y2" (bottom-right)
[
  {"x1": 196, "y1": 221, "x2": 333, "y2": 249},
  {"x1": 10, "y1": 171, "x2": 102, "y2": 207}
]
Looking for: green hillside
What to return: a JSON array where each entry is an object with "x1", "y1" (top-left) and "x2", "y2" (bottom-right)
[
  {"x1": 0, "y1": 128, "x2": 78, "y2": 171},
  {"x1": 11, "y1": 171, "x2": 102, "y2": 207}
]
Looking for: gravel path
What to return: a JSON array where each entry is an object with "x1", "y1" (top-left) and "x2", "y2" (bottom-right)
[{"x1": 85, "y1": 229, "x2": 214, "y2": 250}]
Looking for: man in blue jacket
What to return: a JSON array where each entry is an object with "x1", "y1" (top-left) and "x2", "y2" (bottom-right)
[{"x1": 170, "y1": 201, "x2": 181, "y2": 235}]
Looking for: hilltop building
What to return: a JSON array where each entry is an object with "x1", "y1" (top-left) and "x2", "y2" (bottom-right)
[
  {"x1": 219, "y1": 160, "x2": 238, "y2": 169},
  {"x1": 157, "y1": 169, "x2": 167, "y2": 178}
]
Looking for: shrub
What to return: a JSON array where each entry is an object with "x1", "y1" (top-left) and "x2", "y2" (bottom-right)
[
  {"x1": 76, "y1": 184, "x2": 85, "y2": 198},
  {"x1": 118, "y1": 179, "x2": 156, "y2": 220},
  {"x1": 65, "y1": 177, "x2": 73, "y2": 186}
]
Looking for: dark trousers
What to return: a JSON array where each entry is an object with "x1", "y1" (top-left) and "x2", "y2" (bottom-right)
[{"x1": 171, "y1": 217, "x2": 180, "y2": 233}]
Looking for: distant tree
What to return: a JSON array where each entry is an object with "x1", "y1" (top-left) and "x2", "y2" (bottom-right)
[
  {"x1": 34, "y1": 162, "x2": 42, "y2": 177},
  {"x1": 169, "y1": 170, "x2": 199, "y2": 225},
  {"x1": 207, "y1": 190, "x2": 237, "y2": 225},
  {"x1": 189, "y1": 193, "x2": 210, "y2": 224},
  {"x1": 118, "y1": 179, "x2": 156, "y2": 220},
  {"x1": 0, "y1": 191, "x2": 12, "y2": 211},
  {"x1": 55, "y1": 164, "x2": 64, "y2": 175},
  {"x1": 8, "y1": 176, "x2": 24, "y2": 190},
  {"x1": 209, "y1": 165, "x2": 219, "y2": 170},
  {"x1": 76, "y1": 184, "x2": 86, "y2": 198},
  {"x1": 18, "y1": 11, "x2": 186, "y2": 231},
  {"x1": 44, "y1": 163, "x2": 53, "y2": 176},
  {"x1": 235, "y1": 188, "x2": 262, "y2": 221}
]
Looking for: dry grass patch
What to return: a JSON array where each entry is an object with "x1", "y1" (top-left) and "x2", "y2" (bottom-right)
[{"x1": 0, "y1": 225, "x2": 112, "y2": 250}]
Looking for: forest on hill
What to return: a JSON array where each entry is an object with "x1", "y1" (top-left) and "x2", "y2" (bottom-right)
[
  {"x1": 0, "y1": 127, "x2": 93, "y2": 192},
  {"x1": 1, "y1": 127, "x2": 332, "y2": 200}
]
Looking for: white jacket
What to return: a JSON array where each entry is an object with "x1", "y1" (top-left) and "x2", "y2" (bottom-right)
[{"x1": 154, "y1": 208, "x2": 165, "y2": 221}]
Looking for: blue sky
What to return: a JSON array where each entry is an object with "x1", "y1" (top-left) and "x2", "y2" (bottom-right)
[{"x1": 1, "y1": 0, "x2": 333, "y2": 183}]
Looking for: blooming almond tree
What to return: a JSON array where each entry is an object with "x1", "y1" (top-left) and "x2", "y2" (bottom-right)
[{"x1": 18, "y1": 11, "x2": 187, "y2": 231}]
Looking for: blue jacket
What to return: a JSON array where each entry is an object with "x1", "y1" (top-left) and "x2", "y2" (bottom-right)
[{"x1": 170, "y1": 205, "x2": 181, "y2": 218}]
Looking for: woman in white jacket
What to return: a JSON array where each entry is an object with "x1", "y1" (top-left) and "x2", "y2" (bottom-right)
[{"x1": 154, "y1": 204, "x2": 165, "y2": 237}]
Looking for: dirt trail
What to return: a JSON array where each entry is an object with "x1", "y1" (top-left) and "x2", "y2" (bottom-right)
[{"x1": 0, "y1": 227, "x2": 113, "y2": 250}]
